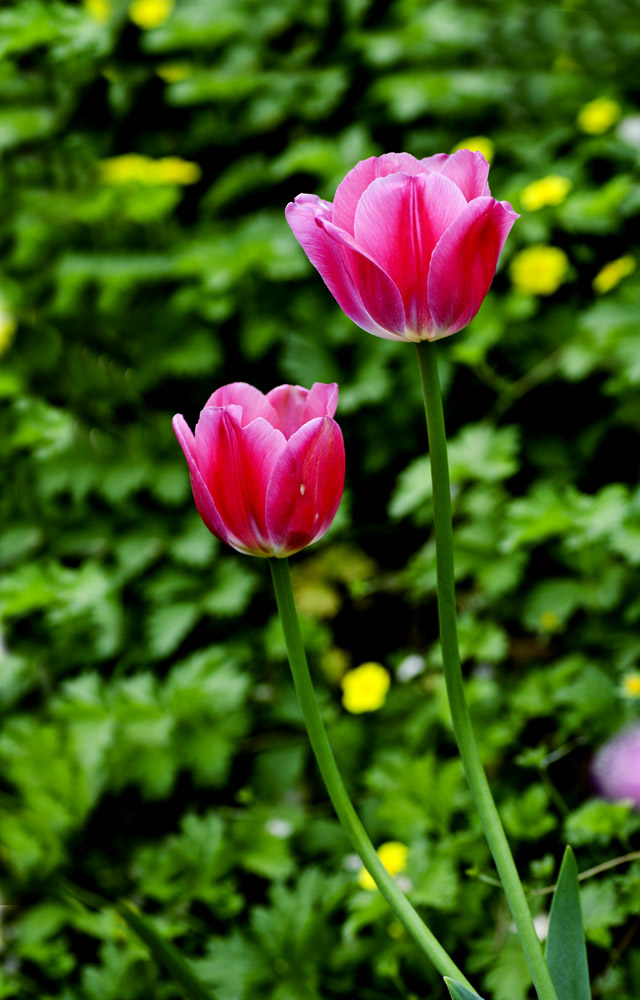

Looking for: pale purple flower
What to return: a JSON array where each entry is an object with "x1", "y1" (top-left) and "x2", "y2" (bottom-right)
[{"x1": 592, "y1": 723, "x2": 640, "y2": 807}]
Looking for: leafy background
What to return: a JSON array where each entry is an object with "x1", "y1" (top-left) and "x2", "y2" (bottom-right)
[{"x1": 1, "y1": 0, "x2": 640, "y2": 997}]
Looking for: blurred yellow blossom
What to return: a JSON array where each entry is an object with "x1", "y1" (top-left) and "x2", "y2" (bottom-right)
[
  {"x1": 156, "y1": 63, "x2": 192, "y2": 83},
  {"x1": 577, "y1": 98, "x2": 621, "y2": 135},
  {"x1": 357, "y1": 842, "x2": 409, "y2": 890},
  {"x1": 539, "y1": 610, "x2": 559, "y2": 632},
  {"x1": 129, "y1": 0, "x2": 173, "y2": 29},
  {"x1": 552, "y1": 53, "x2": 580, "y2": 74},
  {"x1": 341, "y1": 662, "x2": 390, "y2": 713},
  {"x1": 592, "y1": 255, "x2": 636, "y2": 294},
  {"x1": 451, "y1": 135, "x2": 495, "y2": 162},
  {"x1": 84, "y1": 0, "x2": 111, "y2": 21},
  {"x1": 0, "y1": 301, "x2": 16, "y2": 356},
  {"x1": 509, "y1": 245, "x2": 570, "y2": 296},
  {"x1": 622, "y1": 673, "x2": 640, "y2": 698},
  {"x1": 99, "y1": 154, "x2": 201, "y2": 186},
  {"x1": 520, "y1": 175, "x2": 572, "y2": 212}
]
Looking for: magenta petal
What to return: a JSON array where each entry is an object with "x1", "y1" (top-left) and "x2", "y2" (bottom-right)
[
  {"x1": 172, "y1": 414, "x2": 231, "y2": 545},
  {"x1": 354, "y1": 172, "x2": 467, "y2": 336},
  {"x1": 195, "y1": 408, "x2": 286, "y2": 555},
  {"x1": 265, "y1": 417, "x2": 345, "y2": 556},
  {"x1": 332, "y1": 152, "x2": 431, "y2": 234},
  {"x1": 420, "y1": 152, "x2": 449, "y2": 171},
  {"x1": 265, "y1": 384, "x2": 310, "y2": 437},
  {"x1": 287, "y1": 198, "x2": 406, "y2": 339},
  {"x1": 204, "y1": 382, "x2": 277, "y2": 426},
  {"x1": 428, "y1": 197, "x2": 519, "y2": 337},
  {"x1": 438, "y1": 149, "x2": 491, "y2": 201},
  {"x1": 266, "y1": 382, "x2": 338, "y2": 437},
  {"x1": 301, "y1": 381, "x2": 338, "y2": 420}
]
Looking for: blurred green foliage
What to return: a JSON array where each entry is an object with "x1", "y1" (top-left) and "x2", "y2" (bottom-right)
[{"x1": 1, "y1": 0, "x2": 640, "y2": 997}]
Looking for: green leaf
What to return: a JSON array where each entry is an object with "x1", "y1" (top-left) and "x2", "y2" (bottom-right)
[
  {"x1": 545, "y1": 847, "x2": 591, "y2": 1000},
  {"x1": 117, "y1": 900, "x2": 217, "y2": 1000},
  {"x1": 444, "y1": 978, "x2": 486, "y2": 1000}
]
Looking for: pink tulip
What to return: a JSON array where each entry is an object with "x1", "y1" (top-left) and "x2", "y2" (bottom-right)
[
  {"x1": 173, "y1": 382, "x2": 345, "y2": 558},
  {"x1": 592, "y1": 724, "x2": 640, "y2": 808},
  {"x1": 286, "y1": 150, "x2": 518, "y2": 342}
]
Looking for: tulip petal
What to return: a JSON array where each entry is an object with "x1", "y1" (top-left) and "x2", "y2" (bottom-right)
[
  {"x1": 195, "y1": 408, "x2": 286, "y2": 555},
  {"x1": 172, "y1": 414, "x2": 231, "y2": 545},
  {"x1": 354, "y1": 172, "x2": 467, "y2": 337},
  {"x1": 428, "y1": 197, "x2": 519, "y2": 337},
  {"x1": 266, "y1": 382, "x2": 338, "y2": 437},
  {"x1": 266, "y1": 416, "x2": 345, "y2": 556},
  {"x1": 437, "y1": 149, "x2": 491, "y2": 201},
  {"x1": 286, "y1": 197, "x2": 406, "y2": 339},
  {"x1": 420, "y1": 152, "x2": 449, "y2": 171},
  {"x1": 332, "y1": 152, "x2": 431, "y2": 234},
  {"x1": 302, "y1": 381, "x2": 338, "y2": 420},
  {"x1": 204, "y1": 382, "x2": 277, "y2": 426}
]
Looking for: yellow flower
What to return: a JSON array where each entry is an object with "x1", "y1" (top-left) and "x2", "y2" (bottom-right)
[
  {"x1": 592, "y1": 255, "x2": 636, "y2": 295},
  {"x1": 357, "y1": 842, "x2": 409, "y2": 891},
  {"x1": 539, "y1": 610, "x2": 559, "y2": 632},
  {"x1": 577, "y1": 98, "x2": 621, "y2": 135},
  {"x1": 520, "y1": 175, "x2": 572, "y2": 212},
  {"x1": 552, "y1": 53, "x2": 580, "y2": 74},
  {"x1": 341, "y1": 662, "x2": 390, "y2": 714},
  {"x1": 129, "y1": 0, "x2": 173, "y2": 30},
  {"x1": 99, "y1": 154, "x2": 201, "y2": 186},
  {"x1": 509, "y1": 245, "x2": 570, "y2": 296},
  {"x1": 622, "y1": 673, "x2": 640, "y2": 698},
  {"x1": 0, "y1": 301, "x2": 16, "y2": 356},
  {"x1": 156, "y1": 63, "x2": 192, "y2": 83},
  {"x1": 451, "y1": 136, "x2": 495, "y2": 163},
  {"x1": 154, "y1": 156, "x2": 202, "y2": 185},
  {"x1": 84, "y1": 0, "x2": 111, "y2": 21}
]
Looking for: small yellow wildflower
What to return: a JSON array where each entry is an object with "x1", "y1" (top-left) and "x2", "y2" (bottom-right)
[
  {"x1": 99, "y1": 154, "x2": 149, "y2": 183},
  {"x1": 99, "y1": 154, "x2": 201, "y2": 186},
  {"x1": 154, "y1": 157, "x2": 202, "y2": 185},
  {"x1": 592, "y1": 255, "x2": 636, "y2": 295},
  {"x1": 520, "y1": 175, "x2": 572, "y2": 212},
  {"x1": 84, "y1": 0, "x2": 111, "y2": 21},
  {"x1": 539, "y1": 610, "x2": 559, "y2": 632},
  {"x1": 577, "y1": 98, "x2": 621, "y2": 135},
  {"x1": 387, "y1": 921, "x2": 405, "y2": 939},
  {"x1": 129, "y1": 0, "x2": 173, "y2": 30},
  {"x1": 509, "y1": 245, "x2": 570, "y2": 296},
  {"x1": 156, "y1": 63, "x2": 192, "y2": 83},
  {"x1": 552, "y1": 53, "x2": 580, "y2": 74},
  {"x1": 341, "y1": 662, "x2": 390, "y2": 714},
  {"x1": 358, "y1": 842, "x2": 409, "y2": 891},
  {"x1": 451, "y1": 136, "x2": 495, "y2": 163},
  {"x1": 0, "y1": 302, "x2": 17, "y2": 356},
  {"x1": 622, "y1": 673, "x2": 640, "y2": 698}
]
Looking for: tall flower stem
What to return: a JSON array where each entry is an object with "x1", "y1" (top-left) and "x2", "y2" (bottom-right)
[
  {"x1": 269, "y1": 556, "x2": 472, "y2": 990},
  {"x1": 414, "y1": 340, "x2": 559, "y2": 1000}
]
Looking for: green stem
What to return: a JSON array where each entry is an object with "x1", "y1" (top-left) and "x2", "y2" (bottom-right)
[
  {"x1": 269, "y1": 556, "x2": 472, "y2": 989},
  {"x1": 414, "y1": 340, "x2": 559, "y2": 1000}
]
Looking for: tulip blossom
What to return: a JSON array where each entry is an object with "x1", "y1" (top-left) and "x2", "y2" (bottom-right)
[
  {"x1": 173, "y1": 382, "x2": 345, "y2": 558},
  {"x1": 286, "y1": 150, "x2": 518, "y2": 342},
  {"x1": 592, "y1": 724, "x2": 640, "y2": 808}
]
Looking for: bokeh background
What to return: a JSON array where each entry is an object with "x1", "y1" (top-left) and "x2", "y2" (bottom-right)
[{"x1": 2, "y1": 0, "x2": 640, "y2": 997}]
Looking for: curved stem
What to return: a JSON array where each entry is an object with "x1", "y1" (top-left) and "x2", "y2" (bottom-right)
[
  {"x1": 269, "y1": 556, "x2": 472, "y2": 989},
  {"x1": 414, "y1": 340, "x2": 559, "y2": 1000}
]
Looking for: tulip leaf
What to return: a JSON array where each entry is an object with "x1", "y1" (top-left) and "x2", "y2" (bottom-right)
[
  {"x1": 545, "y1": 846, "x2": 591, "y2": 1000},
  {"x1": 444, "y1": 977, "x2": 486, "y2": 1000},
  {"x1": 117, "y1": 900, "x2": 218, "y2": 1000}
]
